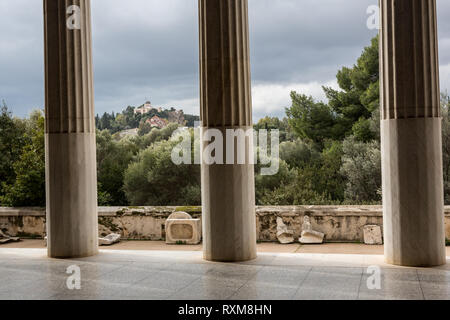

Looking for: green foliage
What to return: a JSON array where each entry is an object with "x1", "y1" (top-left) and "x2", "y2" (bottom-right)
[
  {"x1": 318, "y1": 141, "x2": 345, "y2": 201},
  {"x1": 1, "y1": 110, "x2": 45, "y2": 207},
  {"x1": 138, "y1": 121, "x2": 153, "y2": 136},
  {"x1": 254, "y1": 116, "x2": 293, "y2": 143},
  {"x1": 255, "y1": 157, "x2": 295, "y2": 205},
  {"x1": 267, "y1": 36, "x2": 382, "y2": 205},
  {"x1": 136, "y1": 123, "x2": 180, "y2": 149},
  {"x1": 286, "y1": 36, "x2": 379, "y2": 147},
  {"x1": 97, "y1": 182, "x2": 114, "y2": 206},
  {"x1": 341, "y1": 137, "x2": 381, "y2": 203},
  {"x1": 286, "y1": 93, "x2": 342, "y2": 145},
  {"x1": 0, "y1": 102, "x2": 28, "y2": 191},
  {"x1": 123, "y1": 130, "x2": 201, "y2": 206},
  {"x1": 184, "y1": 114, "x2": 200, "y2": 127},
  {"x1": 352, "y1": 117, "x2": 376, "y2": 142},
  {"x1": 279, "y1": 139, "x2": 320, "y2": 169},
  {"x1": 96, "y1": 105, "x2": 199, "y2": 135},
  {"x1": 259, "y1": 167, "x2": 336, "y2": 206},
  {"x1": 258, "y1": 141, "x2": 344, "y2": 205},
  {"x1": 322, "y1": 36, "x2": 380, "y2": 139},
  {"x1": 96, "y1": 130, "x2": 139, "y2": 205}
]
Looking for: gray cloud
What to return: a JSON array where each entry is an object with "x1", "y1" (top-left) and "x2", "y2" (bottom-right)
[{"x1": 1, "y1": 0, "x2": 450, "y2": 119}]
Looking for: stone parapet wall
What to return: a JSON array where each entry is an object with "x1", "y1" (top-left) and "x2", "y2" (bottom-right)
[
  {"x1": 257, "y1": 206, "x2": 384, "y2": 242},
  {"x1": 1, "y1": 206, "x2": 450, "y2": 243}
]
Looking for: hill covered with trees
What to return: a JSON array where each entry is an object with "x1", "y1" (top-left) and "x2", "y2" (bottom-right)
[{"x1": 95, "y1": 104, "x2": 200, "y2": 136}]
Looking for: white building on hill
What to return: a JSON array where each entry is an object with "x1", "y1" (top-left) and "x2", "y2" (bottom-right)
[{"x1": 134, "y1": 101, "x2": 154, "y2": 115}]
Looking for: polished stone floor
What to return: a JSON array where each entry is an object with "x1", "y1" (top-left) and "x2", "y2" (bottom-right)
[{"x1": 0, "y1": 248, "x2": 449, "y2": 300}]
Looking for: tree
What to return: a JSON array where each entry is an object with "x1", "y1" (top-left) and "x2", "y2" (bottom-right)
[
  {"x1": 256, "y1": 140, "x2": 344, "y2": 205},
  {"x1": 0, "y1": 102, "x2": 28, "y2": 194},
  {"x1": 255, "y1": 156, "x2": 295, "y2": 205},
  {"x1": 123, "y1": 106, "x2": 140, "y2": 128},
  {"x1": 258, "y1": 167, "x2": 335, "y2": 206},
  {"x1": 254, "y1": 116, "x2": 293, "y2": 143},
  {"x1": 340, "y1": 137, "x2": 381, "y2": 203},
  {"x1": 96, "y1": 130, "x2": 138, "y2": 205},
  {"x1": 352, "y1": 116, "x2": 376, "y2": 142},
  {"x1": 123, "y1": 130, "x2": 201, "y2": 206},
  {"x1": 286, "y1": 93, "x2": 343, "y2": 145},
  {"x1": 279, "y1": 139, "x2": 320, "y2": 169},
  {"x1": 184, "y1": 114, "x2": 200, "y2": 127},
  {"x1": 99, "y1": 112, "x2": 113, "y2": 131},
  {"x1": 1, "y1": 110, "x2": 46, "y2": 207},
  {"x1": 97, "y1": 182, "x2": 113, "y2": 206},
  {"x1": 316, "y1": 141, "x2": 345, "y2": 201},
  {"x1": 323, "y1": 36, "x2": 380, "y2": 139},
  {"x1": 136, "y1": 123, "x2": 180, "y2": 149},
  {"x1": 138, "y1": 121, "x2": 152, "y2": 136},
  {"x1": 287, "y1": 37, "x2": 380, "y2": 146}
]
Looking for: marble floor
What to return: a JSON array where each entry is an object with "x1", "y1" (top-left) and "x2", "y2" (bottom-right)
[{"x1": 0, "y1": 248, "x2": 449, "y2": 300}]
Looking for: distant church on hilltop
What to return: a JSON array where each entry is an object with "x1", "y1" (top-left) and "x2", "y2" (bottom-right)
[
  {"x1": 134, "y1": 100, "x2": 162, "y2": 115},
  {"x1": 132, "y1": 100, "x2": 187, "y2": 129}
]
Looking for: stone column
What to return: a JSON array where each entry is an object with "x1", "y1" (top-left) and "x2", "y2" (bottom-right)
[
  {"x1": 199, "y1": 0, "x2": 257, "y2": 262},
  {"x1": 380, "y1": 0, "x2": 446, "y2": 266},
  {"x1": 44, "y1": 0, "x2": 98, "y2": 258}
]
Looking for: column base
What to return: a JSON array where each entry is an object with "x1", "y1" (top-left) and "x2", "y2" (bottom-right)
[
  {"x1": 202, "y1": 162, "x2": 257, "y2": 262},
  {"x1": 45, "y1": 133, "x2": 99, "y2": 259},
  {"x1": 201, "y1": 125, "x2": 257, "y2": 262},
  {"x1": 381, "y1": 118, "x2": 446, "y2": 267}
]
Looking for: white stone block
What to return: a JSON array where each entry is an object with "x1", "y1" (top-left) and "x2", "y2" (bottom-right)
[
  {"x1": 299, "y1": 231, "x2": 325, "y2": 244},
  {"x1": 276, "y1": 217, "x2": 294, "y2": 244},
  {"x1": 99, "y1": 233, "x2": 121, "y2": 246},
  {"x1": 0, "y1": 230, "x2": 20, "y2": 244},
  {"x1": 299, "y1": 216, "x2": 324, "y2": 244},
  {"x1": 363, "y1": 225, "x2": 383, "y2": 245},
  {"x1": 165, "y1": 212, "x2": 201, "y2": 245}
]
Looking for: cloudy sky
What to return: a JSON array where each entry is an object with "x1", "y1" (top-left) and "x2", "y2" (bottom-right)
[{"x1": 1, "y1": 0, "x2": 450, "y2": 120}]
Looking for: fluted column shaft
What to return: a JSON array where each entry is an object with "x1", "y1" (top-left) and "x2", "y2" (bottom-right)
[
  {"x1": 380, "y1": 0, "x2": 446, "y2": 266},
  {"x1": 44, "y1": 0, "x2": 98, "y2": 258},
  {"x1": 199, "y1": 0, "x2": 257, "y2": 262}
]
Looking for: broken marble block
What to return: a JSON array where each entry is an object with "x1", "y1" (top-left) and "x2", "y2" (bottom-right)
[
  {"x1": 165, "y1": 211, "x2": 201, "y2": 245},
  {"x1": 276, "y1": 217, "x2": 295, "y2": 244},
  {"x1": 363, "y1": 225, "x2": 383, "y2": 245},
  {"x1": 99, "y1": 233, "x2": 121, "y2": 246},
  {"x1": 0, "y1": 230, "x2": 20, "y2": 244},
  {"x1": 299, "y1": 216, "x2": 324, "y2": 244}
]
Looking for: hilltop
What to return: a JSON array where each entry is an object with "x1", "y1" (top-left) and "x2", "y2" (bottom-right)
[{"x1": 95, "y1": 101, "x2": 200, "y2": 136}]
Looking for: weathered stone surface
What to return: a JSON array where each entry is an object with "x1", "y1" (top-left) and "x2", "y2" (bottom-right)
[
  {"x1": 167, "y1": 211, "x2": 192, "y2": 220},
  {"x1": 363, "y1": 225, "x2": 383, "y2": 245},
  {"x1": 99, "y1": 234, "x2": 121, "y2": 246},
  {"x1": 276, "y1": 217, "x2": 294, "y2": 244},
  {"x1": 200, "y1": 0, "x2": 257, "y2": 262},
  {"x1": 165, "y1": 212, "x2": 201, "y2": 245},
  {"x1": 0, "y1": 230, "x2": 19, "y2": 244},
  {"x1": 2, "y1": 206, "x2": 450, "y2": 243},
  {"x1": 44, "y1": 0, "x2": 98, "y2": 258},
  {"x1": 299, "y1": 216, "x2": 324, "y2": 244},
  {"x1": 299, "y1": 232, "x2": 325, "y2": 244},
  {"x1": 380, "y1": 0, "x2": 446, "y2": 267}
]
